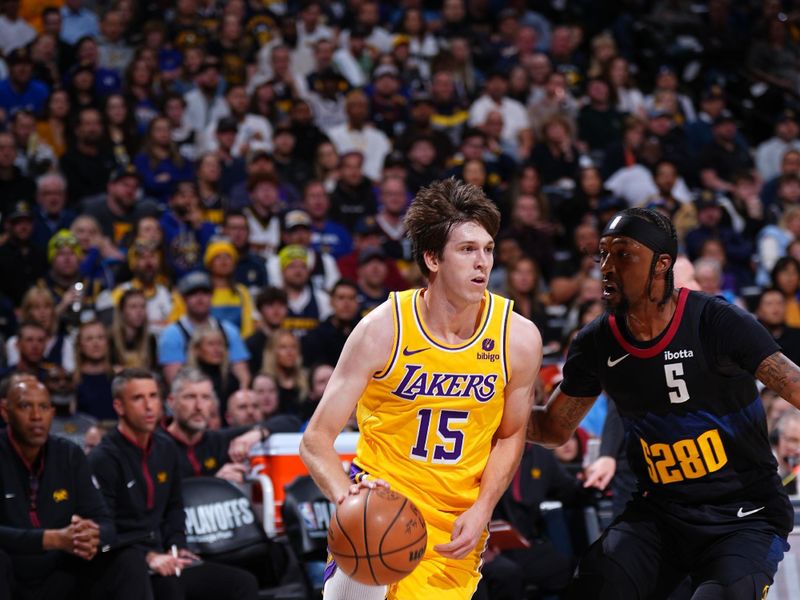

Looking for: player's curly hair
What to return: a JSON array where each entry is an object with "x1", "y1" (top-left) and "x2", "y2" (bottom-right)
[
  {"x1": 622, "y1": 207, "x2": 677, "y2": 306},
  {"x1": 404, "y1": 178, "x2": 501, "y2": 277}
]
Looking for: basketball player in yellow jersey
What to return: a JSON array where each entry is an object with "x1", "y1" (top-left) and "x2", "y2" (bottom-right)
[{"x1": 300, "y1": 179, "x2": 543, "y2": 600}]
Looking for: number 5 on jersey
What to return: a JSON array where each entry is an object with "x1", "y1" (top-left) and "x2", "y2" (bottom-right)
[
  {"x1": 665, "y1": 362, "x2": 690, "y2": 404},
  {"x1": 410, "y1": 408, "x2": 469, "y2": 463}
]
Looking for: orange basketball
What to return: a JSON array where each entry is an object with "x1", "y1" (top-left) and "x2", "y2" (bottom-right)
[{"x1": 328, "y1": 486, "x2": 428, "y2": 585}]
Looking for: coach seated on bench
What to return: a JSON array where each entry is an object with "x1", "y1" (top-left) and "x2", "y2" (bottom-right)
[{"x1": 0, "y1": 374, "x2": 148, "y2": 600}]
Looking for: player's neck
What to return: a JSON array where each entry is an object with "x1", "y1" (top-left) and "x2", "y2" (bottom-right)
[
  {"x1": 624, "y1": 291, "x2": 678, "y2": 342},
  {"x1": 419, "y1": 286, "x2": 485, "y2": 344}
]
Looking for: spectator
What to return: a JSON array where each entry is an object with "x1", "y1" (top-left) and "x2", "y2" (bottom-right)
[
  {"x1": 82, "y1": 165, "x2": 159, "y2": 246},
  {"x1": 6, "y1": 286, "x2": 75, "y2": 373},
  {"x1": 60, "y1": 107, "x2": 116, "y2": 207},
  {"x1": 252, "y1": 371, "x2": 280, "y2": 419},
  {"x1": 303, "y1": 179, "x2": 352, "y2": 259},
  {"x1": 0, "y1": 47, "x2": 49, "y2": 117},
  {"x1": 700, "y1": 110, "x2": 755, "y2": 194},
  {"x1": 0, "y1": 0, "x2": 35, "y2": 54},
  {"x1": 327, "y1": 90, "x2": 391, "y2": 183},
  {"x1": 684, "y1": 192, "x2": 753, "y2": 289},
  {"x1": 109, "y1": 288, "x2": 158, "y2": 371},
  {"x1": 755, "y1": 287, "x2": 800, "y2": 367},
  {"x1": 103, "y1": 93, "x2": 139, "y2": 167},
  {"x1": 193, "y1": 152, "x2": 226, "y2": 225},
  {"x1": 183, "y1": 57, "x2": 226, "y2": 142},
  {"x1": 204, "y1": 84, "x2": 273, "y2": 159},
  {"x1": 60, "y1": 0, "x2": 99, "y2": 45},
  {"x1": 1, "y1": 321, "x2": 50, "y2": 381},
  {"x1": 74, "y1": 320, "x2": 115, "y2": 421},
  {"x1": 246, "y1": 287, "x2": 287, "y2": 375},
  {"x1": 241, "y1": 173, "x2": 283, "y2": 259},
  {"x1": 260, "y1": 329, "x2": 306, "y2": 415},
  {"x1": 268, "y1": 209, "x2": 340, "y2": 293},
  {"x1": 270, "y1": 123, "x2": 312, "y2": 194},
  {"x1": 0, "y1": 200, "x2": 48, "y2": 305},
  {"x1": 0, "y1": 375, "x2": 149, "y2": 599},
  {"x1": 396, "y1": 91, "x2": 454, "y2": 169},
  {"x1": 157, "y1": 271, "x2": 250, "y2": 387},
  {"x1": 87, "y1": 368, "x2": 260, "y2": 600},
  {"x1": 35, "y1": 88, "x2": 70, "y2": 159},
  {"x1": 299, "y1": 362, "x2": 334, "y2": 423},
  {"x1": 301, "y1": 279, "x2": 360, "y2": 368},
  {"x1": 771, "y1": 257, "x2": 800, "y2": 328},
  {"x1": 10, "y1": 108, "x2": 56, "y2": 176},
  {"x1": 329, "y1": 150, "x2": 378, "y2": 230},
  {"x1": 0, "y1": 131, "x2": 36, "y2": 219},
  {"x1": 226, "y1": 389, "x2": 263, "y2": 428},
  {"x1": 159, "y1": 181, "x2": 217, "y2": 279},
  {"x1": 685, "y1": 84, "x2": 729, "y2": 155},
  {"x1": 133, "y1": 116, "x2": 194, "y2": 204},
  {"x1": 46, "y1": 362, "x2": 98, "y2": 446},
  {"x1": 186, "y1": 326, "x2": 240, "y2": 421},
  {"x1": 469, "y1": 69, "x2": 531, "y2": 161},
  {"x1": 31, "y1": 172, "x2": 76, "y2": 249},
  {"x1": 368, "y1": 64, "x2": 409, "y2": 140},
  {"x1": 278, "y1": 244, "x2": 332, "y2": 337},
  {"x1": 355, "y1": 246, "x2": 390, "y2": 315},
  {"x1": 529, "y1": 114, "x2": 579, "y2": 186},
  {"x1": 222, "y1": 210, "x2": 268, "y2": 298},
  {"x1": 313, "y1": 140, "x2": 341, "y2": 193},
  {"x1": 189, "y1": 237, "x2": 256, "y2": 338},
  {"x1": 405, "y1": 134, "x2": 441, "y2": 194},
  {"x1": 97, "y1": 9, "x2": 133, "y2": 74},
  {"x1": 756, "y1": 109, "x2": 800, "y2": 182},
  {"x1": 774, "y1": 410, "x2": 800, "y2": 495},
  {"x1": 98, "y1": 238, "x2": 173, "y2": 334}
]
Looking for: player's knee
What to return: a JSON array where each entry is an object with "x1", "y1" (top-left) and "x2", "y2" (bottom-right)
[{"x1": 566, "y1": 543, "x2": 641, "y2": 600}]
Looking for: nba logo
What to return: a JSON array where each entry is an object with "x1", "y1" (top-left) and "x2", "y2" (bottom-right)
[
  {"x1": 298, "y1": 502, "x2": 318, "y2": 530},
  {"x1": 482, "y1": 339, "x2": 495, "y2": 352}
]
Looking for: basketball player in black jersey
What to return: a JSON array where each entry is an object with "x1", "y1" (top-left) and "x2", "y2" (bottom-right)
[{"x1": 528, "y1": 207, "x2": 798, "y2": 600}]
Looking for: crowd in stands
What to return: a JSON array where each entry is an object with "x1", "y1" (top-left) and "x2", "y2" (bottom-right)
[{"x1": 4, "y1": 0, "x2": 800, "y2": 598}]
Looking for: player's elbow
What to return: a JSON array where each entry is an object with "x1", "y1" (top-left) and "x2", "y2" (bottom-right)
[{"x1": 299, "y1": 427, "x2": 330, "y2": 467}]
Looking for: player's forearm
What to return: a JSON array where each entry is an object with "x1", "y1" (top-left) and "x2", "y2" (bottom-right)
[
  {"x1": 299, "y1": 429, "x2": 353, "y2": 502},
  {"x1": 528, "y1": 390, "x2": 597, "y2": 448},
  {"x1": 473, "y1": 432, "x2": 526, "y2": 517},
  {"x1": 527, "y1": 406, "x2": 573, "y2": 448},
  {"x1": 756, "y1": 351, "x2": 800, "y2": 409}
]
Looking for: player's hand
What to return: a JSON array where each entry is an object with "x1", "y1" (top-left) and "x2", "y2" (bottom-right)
[
  {"x1": 335, "y1": 477, "x2": 390, "y2": 505},
  {"x1": 583, "y1": 456, "x2": 616, "y2": 490},
  {"x1": 215, "y1": 462, "x2": 248, "y2": 483},
  {"x1": 434, "y1": 504, "x2": 490, "y2": 559}
]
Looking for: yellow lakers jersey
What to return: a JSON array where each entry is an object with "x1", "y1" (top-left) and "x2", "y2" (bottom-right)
[{"x1": 355, "y1": 288, "x2": 513, "y2": 513}]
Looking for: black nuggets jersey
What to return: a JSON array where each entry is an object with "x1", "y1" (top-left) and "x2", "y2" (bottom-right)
[{"x1": 561, "y1": 289, "x2": 793, "y2": 534}]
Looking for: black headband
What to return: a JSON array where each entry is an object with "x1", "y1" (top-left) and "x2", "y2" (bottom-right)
[{"x1": 601, "y1": 214, "x2": 677, "y2": 259}]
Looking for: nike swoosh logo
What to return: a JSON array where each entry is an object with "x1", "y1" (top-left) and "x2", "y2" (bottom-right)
[
  {"x1": 607, "y1": 354, "x2": 630, "y2": 368},
  {"x1": 403, "y1": 346, "x2": 430, "y2": 356},
  {"x1": 127, "y1": 480, "x2": 136, "y2": 488},
  {"x1": 737, "y1": 506, "x2": 764, "y2": 518},
  {"x1": 4, "y1": 493, "x2": 14, "y2": 499}
]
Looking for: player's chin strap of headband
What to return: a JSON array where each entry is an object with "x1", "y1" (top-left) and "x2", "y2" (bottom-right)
[{"x1": 601, "y1": 214, "x2": 677, "y2": 261}]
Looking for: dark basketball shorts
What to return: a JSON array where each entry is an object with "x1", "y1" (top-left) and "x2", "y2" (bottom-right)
[{"x1": 570, "y1": 497, "x2": 789, "y2": 599}]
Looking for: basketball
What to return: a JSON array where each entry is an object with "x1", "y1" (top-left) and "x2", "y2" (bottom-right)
[{"x1": 328, "y1": 486, "x2": 428, "y2": 585}]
